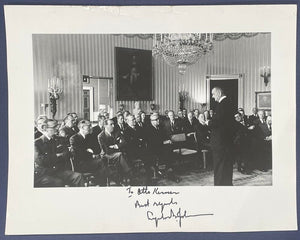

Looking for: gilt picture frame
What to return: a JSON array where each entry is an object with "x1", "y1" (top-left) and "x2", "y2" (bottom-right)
[{"x1": 255, "y1": 91, "x2": 271, "y2": 110}]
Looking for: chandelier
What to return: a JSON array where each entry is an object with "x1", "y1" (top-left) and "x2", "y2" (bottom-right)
[{"x1": 152, "y1": 33, "x2": 214, "y2": 74}]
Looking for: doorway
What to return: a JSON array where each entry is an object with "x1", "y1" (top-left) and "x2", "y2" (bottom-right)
[
  {"x1": 83, "y1": 77, "x2": 113, "y2": 121},
  {"x1": 83, "y1": 86, "x2": 94, "y2": 121}
]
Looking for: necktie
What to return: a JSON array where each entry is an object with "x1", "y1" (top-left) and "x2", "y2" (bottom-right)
[{"x1": 171, "y1": 121, "x2": 174, "y2": 131}]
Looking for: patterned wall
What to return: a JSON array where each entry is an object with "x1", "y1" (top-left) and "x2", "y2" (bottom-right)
[{"x1": 33, "y1": 33, "x2": 270, "y2": 120}]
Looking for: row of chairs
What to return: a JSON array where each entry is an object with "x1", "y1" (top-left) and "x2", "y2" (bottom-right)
[{"x1": 64, "y1": 133, "x2": 210, "y2": 187}]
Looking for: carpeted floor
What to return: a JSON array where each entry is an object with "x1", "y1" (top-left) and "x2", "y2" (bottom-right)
[{"x1": 156, "y1": 167, "x2": 272, "y2": 186}]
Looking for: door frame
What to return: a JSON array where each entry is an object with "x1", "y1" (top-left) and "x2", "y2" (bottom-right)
[
  {"x1": 206, "y1": 74, "x2": 244, "y2": 110},
  {"x1": 83, "y1": 86, "x2": 94, "y2": 121}
]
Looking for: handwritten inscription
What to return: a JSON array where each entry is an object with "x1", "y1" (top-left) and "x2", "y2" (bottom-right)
[{"x1": 126, "y1": 187, "x2": 213, "y2": 227}]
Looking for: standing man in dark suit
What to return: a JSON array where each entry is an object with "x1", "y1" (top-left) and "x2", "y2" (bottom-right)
[{"x1": 207, "y1": 87, "x2": 235, "y2": 186}]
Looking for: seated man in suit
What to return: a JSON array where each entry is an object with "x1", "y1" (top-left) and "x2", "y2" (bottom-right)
[
  {"x1": 248, "y1": 107, "x2": 259, "y2": 126},
  {"x1": 34, "y1": 115, "x2": 48, "y2": 139},
  {"x1": 204, "y1": 110, "x2": 211, "y2": 121},
  {"x1": 124, "y1": 115, "x2": 146, "y2": 162},
  {"x1": 256, "y1": 115, "x2": 272, "y2": 171},
  {"x1": 237, "y1": 108, "x2": 249, "y2": 127},
  {"x1": 114, "y1": 113, "x2": 127, "y2": 136},
  {"x1": 254, "y1": 110, "x2": 266, "y2": 125},
  {"x1": 233, "y1": 112, "x2": 251, "y2": 174},
  {"x1": 195, "y1": 113, "x2": 210, "y2": 151},
  {"x1": 193, "y1": 109, "x2": 200, "y2": 120},
  {"x1": 67, "y1": 112, "x2": 79, "y2": 132},
  {"x1": 123, "y1": 111, "x2": 130, "y2": 125},
  {"x1": 163, "y1": 110, "x2": 183, "y2": 138},
  {"x1": 183, "y1": 111, "x2": 198, "y2": 149},
  {"x1": 98, "y1": 119, "x2": 132, "y2": 183},
  {"x1": 140, "y1": 111, "x2": 150, "y2": 128},
  {"x1": 86, "y1": 114, "x2": 105, "y2": 155},
  {"x1": 145, "y1": 113, "x2": 180, "y2": 182},
  {"x1": 69, "y1": 120, "x2": 106, "y2": 185},
  {"x1": 34, "y1": 119, "x2": 84, "y2": 187},
  {"x1": 60, "y1": 114, "x2": 77, "y2": 142}
]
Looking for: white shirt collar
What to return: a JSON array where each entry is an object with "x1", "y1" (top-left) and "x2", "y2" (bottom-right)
[
  {"x1": 105, "y1": 130, "x2": 112, "y2": 136},
  {"x1": 79, "y1": 132, "x2": 86, "y2": 139},
  {"x1": 43, "y1": 134, "x2": 52, "y2": 140},
  {"x1": 219, "y1": 96, "x2": 227, "y2": 103}
]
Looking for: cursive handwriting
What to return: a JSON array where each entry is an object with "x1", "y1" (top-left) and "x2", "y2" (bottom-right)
[
  {"x1": 147, "y1": 207, "x2": 213, "y2": 227},
  {"x1": 152, "y1": 187, "x2": 179, "y2": 195},
  {"x1": 153, "y1": 197, "x2": 178, "y2": 212},
  {"x1": 135, "y1": 199, "x2": 150, "y2": 208},
  {"x1": 126, "y1": 187, "x2": 214, "y2": 228}
]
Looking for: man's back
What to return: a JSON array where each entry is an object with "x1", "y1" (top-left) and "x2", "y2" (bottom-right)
[{"x1": 210, "y1": 97, "x2": 235, "y2": 148}]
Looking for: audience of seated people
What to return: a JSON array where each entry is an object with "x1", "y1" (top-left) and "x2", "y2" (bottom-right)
[
  {"x1": 34, "y1": 105, "x2": 272, "y2": 187},
  {"x1": 34, "y1": 119, "x2": 84, "y2": 187}
]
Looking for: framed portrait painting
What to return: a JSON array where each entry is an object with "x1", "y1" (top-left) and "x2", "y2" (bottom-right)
[
  {"x1": 115, "y1": 47, "x2": 153, "y2": 101},
  {"x1": 256, "y1": 91, "x2": 271, "y2": 110}
]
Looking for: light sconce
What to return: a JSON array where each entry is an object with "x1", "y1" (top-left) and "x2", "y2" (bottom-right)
[
  {"x1": 260, "y1": 66, "x2": 271, "y2": 86},
  {"x1": 48, "y1": 77, "x2": 63, "y2": 119}
]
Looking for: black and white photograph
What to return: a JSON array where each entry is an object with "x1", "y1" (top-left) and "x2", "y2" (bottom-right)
[
  {"x1": 33, "y1": 32, "x2": 272, "y2": 187},
  {"x1": 4, "y1": 5, "x2": 297, "y2": 235}
]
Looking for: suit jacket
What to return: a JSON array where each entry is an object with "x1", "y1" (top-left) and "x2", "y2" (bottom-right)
[
  {"x1": 98, "y1": 130, "x2": 125, "y2": 156},
  {"x1": 145, "y1": 125, "x2": 166, "y2": 155},
  {"x1": 253, "y1": 118, "x2": 265, "y2": 126},
  {"x1": 34, "y1": 127, "x2": 43, "y2": 139},
  {"x1": 114, "y1": 122, "x2": 128, "y2": 136},
  {"x1": 60, "y1": 126, "x2": 77, "y2": 141},
  {"x1": 34, "y1": 135, "x2": 69, "y2": 175},
  {"x1": 195, "y1": 123, "x2": 210, "y2": 148},
  {"x1": 163, "y1": 118, "x2": 183, "y2": 137},
  {"x1": 241, "y1": 115, "x2": 250, "y2": 127},
  {"x1": 233, "y1": 121, "x2": 249, "y2": 147},
  {"x1": 86, "y1": 125, "x2": 104, "y2": 155},
  {"x1": 183, "y1": 118, "x2": 198, "y2": 134},
  {"x1": 123, "y1": 126, "x2": 145, "y2": 158},
  {"x1": 69, "y1": 133, "x2": 94, "y2": 168},
  {"x1": 248, "y1": 114, "x2": 259, "y2": 126},
  {"x1": 209, "y1": 97, "x2": 235, "y2": 150},
  {"x1": 257, "y1": 122, "x2": 272, "y2": 140}
]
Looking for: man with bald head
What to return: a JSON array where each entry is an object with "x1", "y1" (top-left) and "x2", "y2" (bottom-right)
[{"x1": 207, "y1": 87, "x2": 235, "y2": 186}]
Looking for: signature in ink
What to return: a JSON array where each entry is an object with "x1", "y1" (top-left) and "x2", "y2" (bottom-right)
[{"x1": 146, "y1": 207, "x2": 213, "y2": 227}]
